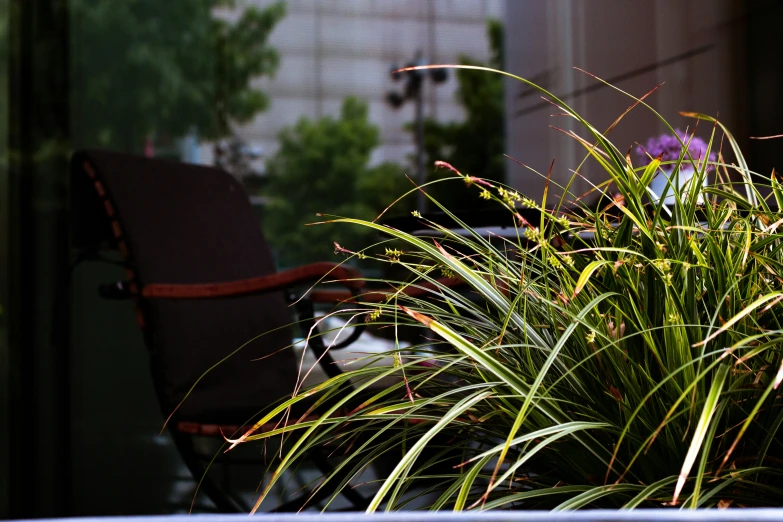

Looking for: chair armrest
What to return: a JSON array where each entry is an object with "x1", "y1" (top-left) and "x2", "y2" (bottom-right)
[
  {"x1": 140, "y1": 262, "x2": 364, "y2": 300},
  {"x1": 308, "y1": 277, "x2": 463, "y2": 304}
]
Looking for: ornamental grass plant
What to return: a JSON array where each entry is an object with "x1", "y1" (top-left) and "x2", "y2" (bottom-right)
[{"x1": 232, "y1": 67, "x2": 783, "y2": 512}]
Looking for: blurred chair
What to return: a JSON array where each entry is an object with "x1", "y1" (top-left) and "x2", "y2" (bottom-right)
[{"x1": 68, "y1": 149, "x2": 374, "y2": 512}]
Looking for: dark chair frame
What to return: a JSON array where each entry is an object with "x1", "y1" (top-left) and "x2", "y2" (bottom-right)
[
  {"x1": 68, "y1": 150, "x2": 379, "y2": 512},
  {"x1": 67, "y1": 149, "x2": 457, "y2": 512}
]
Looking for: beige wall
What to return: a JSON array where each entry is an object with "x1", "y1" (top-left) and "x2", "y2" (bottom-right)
[{"x1": 505, "y1": 0, "x2": 747, "y2": 205}]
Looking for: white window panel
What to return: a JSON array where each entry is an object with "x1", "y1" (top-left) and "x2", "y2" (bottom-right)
[
  {"x1": 266, "y1": 11, "x2": 317, "y2": 53},
  {"x1": 372, "y1": 143, "x2": 417, "y2": 167},
  {"x1": 432, "y1": 21, "x2": 496, "y2": 61},
  {"x1": 252, "y1": 55, "x2": 318, "y2": 96},
  {"x1": 435, "y1": 0, "x2": 487, "y2": 20},
  {"x1": 241, "y1": 97, "x2": 319, "y2": 141}
]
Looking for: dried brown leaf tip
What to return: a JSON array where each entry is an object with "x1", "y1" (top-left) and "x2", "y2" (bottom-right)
[
  {"x1": 433, "y1": 160, "x2": 461, "y2": 176},
  {"x1": 433, "y1": 239, "x2": 454, "y2": 261},
  {"x1": 609, "y1": 385, "x2": 623, "y2": 403},
  {"x1": 607, "y1": 321, "x2": 625, "y2": 341},
  {"x1": 400, "y1": 305, "x2": 433, "y2": 328}
]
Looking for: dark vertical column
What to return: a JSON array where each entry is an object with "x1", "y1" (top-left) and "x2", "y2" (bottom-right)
[
  {"x1": 426, "y1": 0, "x2": 437, "y2": 120},
  {"x1": 746, "y1": 0, "x2": 783, "y2": 186},
  {"x1": 314, "y1": 1, "x2": 323, "y2": 118},
  {"x1": 0, "y1": 0, "x2": 10, "y2": 517},
  {"x1": 7, "y1": 0, "x2": 71, "y2": 517}
]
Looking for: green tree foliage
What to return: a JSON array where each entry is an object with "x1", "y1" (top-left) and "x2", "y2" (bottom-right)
[
  {"x1": 70, "y1": 0, "x2": 285, "y2": 151},
  {"x1": 263, "y1": 97, "x2": 410, "y2": 267},
  {"x1": 422, "y1": 19, "x2": 504, "y2": 210}
]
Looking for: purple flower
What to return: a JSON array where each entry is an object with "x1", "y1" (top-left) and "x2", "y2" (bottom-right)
[{"x1": 636, "y1": 129, "x2": 717, "y2": 171}]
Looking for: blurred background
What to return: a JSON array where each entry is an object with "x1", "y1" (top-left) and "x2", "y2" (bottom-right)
[{"x1": 1, "y1": 0, "x2": 782, "y2": 517}]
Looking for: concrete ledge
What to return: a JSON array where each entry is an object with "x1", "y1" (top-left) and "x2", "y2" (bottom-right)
[{"x1": 17, "y1": 510, "x2": 783, "y2": 522}]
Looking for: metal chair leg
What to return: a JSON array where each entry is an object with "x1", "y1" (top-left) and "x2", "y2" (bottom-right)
[
  {"x1": 169, "y1": 430, "x2": 245, "y2": 513},
  {"x1": 268, "y1": 448, "x2": 370, "y2": 512}
]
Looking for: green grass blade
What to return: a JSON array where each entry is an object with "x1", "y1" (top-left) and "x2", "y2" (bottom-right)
[{"x1": 673, "y1": 363, "x2": 729, "y2": 504}]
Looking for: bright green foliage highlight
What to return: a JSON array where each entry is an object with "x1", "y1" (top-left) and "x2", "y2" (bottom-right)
[
  {"x1": 421, "y1": 20, "x2": 505, "y2": 211},
  {"x1": 263, "y1": 96, "x2": 410, "y2": 267},
  {"x1": 237, "y1": 67, "x2": 783, "y2": 511}
]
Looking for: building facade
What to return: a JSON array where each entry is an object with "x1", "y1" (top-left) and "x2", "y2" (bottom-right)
[
  {"x1": 206, "y1": 0, "x2": 505, "y2": 171},
  {"x1": 504, "y1": 0, "x2": 747, "y2": 204}
]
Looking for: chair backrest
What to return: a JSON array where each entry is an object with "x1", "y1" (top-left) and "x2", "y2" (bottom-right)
[{"x1": 70, "y1": 149, "x2": 298, "y2": 423}]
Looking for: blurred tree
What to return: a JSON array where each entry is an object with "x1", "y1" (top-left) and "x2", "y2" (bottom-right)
[
  {"x1": 420, "y1": 19, "x2": 505, "y2": 211},
  {"x1": 0, "y1": 6, "x2": 6, "y2": 95},
  {"x1": 70, "y1": 0, "x2": 285, "y2": 152},
  {"x1": 263, "y1": 97, "x2": 411, "y2": 267}
]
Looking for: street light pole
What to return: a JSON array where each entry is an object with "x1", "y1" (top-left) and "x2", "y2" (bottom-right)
[
  {"x1": 386, "y1": 52, "x2": 448, "y2": 214},
  {"x1": 414, "y1": 82, "x2": 425, "y2": 212}
]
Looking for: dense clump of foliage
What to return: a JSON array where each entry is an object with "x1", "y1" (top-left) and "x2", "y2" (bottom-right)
[
  {"x1": 263, "y1": 96, "x2": 411, "y2": 267},
  {"x1": 235, "y1": 67, "x2": 783, "y2": 512}
]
